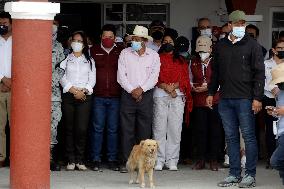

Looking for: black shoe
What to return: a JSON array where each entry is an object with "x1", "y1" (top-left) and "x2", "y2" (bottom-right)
[
  {"x1": 50, "y1": 161, "x2": 61, "y2": 171},
  {"x1": 120, "y1": 165, "x2": 128, "y2": 173},
  {"x1": 93, "y1": 161, "x2": 102, "y2": 172},
  {"x1": 108, "y1": 161, "x2": 119, "y2": 171}
]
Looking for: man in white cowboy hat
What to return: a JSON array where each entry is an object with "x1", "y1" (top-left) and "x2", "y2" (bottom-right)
[
  {"x1": 117, "y1": 25, "x2": 161, "y2": 173},
  {"x1": 269, "y1": 63, "x2": 284, "y2": 186}
]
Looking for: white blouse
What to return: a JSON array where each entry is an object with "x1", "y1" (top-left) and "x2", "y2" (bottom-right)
[
  {"x1": 60, "y1": 53, "x2": 96, "y2": 95},
  {"x1": 264, "y1": 58, "x2": 277, "y2": 98}
]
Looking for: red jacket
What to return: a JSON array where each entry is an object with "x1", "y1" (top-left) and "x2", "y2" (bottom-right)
[
  {"x1": 190, "y1": 58, "x2": 219, "y2": 107},
  {"x1": 158, "y1": 53, "x2": 193, "y2": 126},
  {"x1": 90, "y1": 44, "x2": 123, "y2": 97}
]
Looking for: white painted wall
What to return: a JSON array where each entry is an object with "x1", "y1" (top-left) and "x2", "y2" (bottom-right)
[
  {"x1": 255, "y1": 0, "x2": 284, "y2": 50},
  {"x1": 169, "y1": 0, "x2": 224, "y2": 39}
]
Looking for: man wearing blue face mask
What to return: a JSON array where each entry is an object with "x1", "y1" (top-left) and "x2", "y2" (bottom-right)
[
  {"x1": 117, "y1": 25, "x2": 161, "y2": 173},
  {"x1": 207, "y1": 10, "x2": 265, "y2": 188}
]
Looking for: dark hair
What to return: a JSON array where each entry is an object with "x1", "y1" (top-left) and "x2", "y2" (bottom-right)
[
  {"x1": 149, "y1": 20, "x2": 165, "y2": 29},
  {"x1": 280, "y1": 31, "x2": 284, "y2": 38},
  {"x1": 101, "y1": 24, "x2": 116, "y2": 36},
  {"x1": 272, "y1": 39, "x2": 284, "y2": 49},
  {"x1": 246, "y1": 24, "x2": 259, "y2": 37},
  {"x1": 175, "y1": 36, "x2": 190, "y2": 53},
  {"x1": 0, "y1": 12, "x2": 12, "y2": 23},
  {"x1": 221, "y1": 23, "x2": 229, "y2": 29},
  {"x1": 164, "y1": 28, "x2": 178, "y2": 40},
  {"x1": 54, "y1": 14, "x2": 61, "y2": 25},
  {"x1": 71, "y1": 31, "x2": 93, "y2": 70}
]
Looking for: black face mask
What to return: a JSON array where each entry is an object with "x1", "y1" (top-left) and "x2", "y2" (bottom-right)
[
  {"x1": 162, "y1": 43, "x2": 174, "y2": 53},
  {"x1": 151, "y1": 31, "x2": 163, "y2": 40},
  {"x1": 277, "y1": 51, "x2": 284, "y2": 59},
  {"x1": 277, "y1": 82, "x2": 284, "y2": 90},
  {"x1": 0, "y1": 25, "x2": 8, "y2": 35}
]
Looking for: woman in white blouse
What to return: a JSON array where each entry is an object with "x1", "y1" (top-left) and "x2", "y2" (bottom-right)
[
  {"x1": 60, "y1": 31, "x2": 96, "y2": 171},
  {"x1": 263, "y1": 39, "x2": 284, "y2": 168}
]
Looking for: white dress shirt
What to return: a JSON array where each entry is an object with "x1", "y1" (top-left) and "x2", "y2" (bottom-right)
[
  {"x1": 264, "y1": 58, "x2": 278, "y2": 98},
  {"x1": 60, "y1": 53, "x2": 96, "y2": 95},
  {"x1": 117, "y1": 47, "x2": 161, "y2": 93},
  {"x1": 0, "y1": 36, "x2": 12, "y2": 81}
]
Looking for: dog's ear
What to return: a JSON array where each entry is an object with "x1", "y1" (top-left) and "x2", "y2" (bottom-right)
[{"x1": 139, "y1": 140, "x2": 145, "y2": 146}]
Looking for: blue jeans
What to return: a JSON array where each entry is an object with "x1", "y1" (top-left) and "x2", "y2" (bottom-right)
[
  {"x1": 218, "y1": 98, "x2": 258, "y2": 177},
  {"x1": 91, "y1": 97, "x2": 120, "y2": 162},
  {"x1": 271, "y1": 135, "x2": 284, "y2": 185}
]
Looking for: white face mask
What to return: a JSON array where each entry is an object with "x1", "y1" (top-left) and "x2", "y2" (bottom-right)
[
  {"x1": 199, "y1": 52, "x2": 210, "y2": 62},
  {"x1": 200, "y1": 28, "x2": 212, "y2": 38},
  {"x1": 71, "y1": 42, "x2": 84, "y2": 53}
]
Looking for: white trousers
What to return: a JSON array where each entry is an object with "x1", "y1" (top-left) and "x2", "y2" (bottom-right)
[{"x1": 152, "y1": 96, "x2": 185, "y2": 166}]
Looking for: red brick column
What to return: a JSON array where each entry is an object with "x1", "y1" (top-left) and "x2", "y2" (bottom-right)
[{"x1": 4, "y1": 1, "x2": 60, "y2": 189}]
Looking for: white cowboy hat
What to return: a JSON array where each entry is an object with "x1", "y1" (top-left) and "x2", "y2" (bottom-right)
[
  {"x1": 130, "y1": 25, "x2": 153, "y2": 41},
  {"x1": 270, "y1": 63, "x2": 284, "y2": 85}
]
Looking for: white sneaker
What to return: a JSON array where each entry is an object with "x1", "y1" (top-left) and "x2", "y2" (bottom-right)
[
  {"x1": 223, "y1": 154, "x2": 230, "y2": 167},
  {"x1": 168, "y1": 165, "x2": 178, "y2": 171},
  {"x1": 241, "y1": 155, "x2": 246, "y2": 169},
  {"x1": 76, "y1": 163, "x2": 87, "y2": 171},
  {"x1": 154, "y1": 163, "x2": 163, "y2": 171},
  {"x1": 66, "y1": 163, "x2": 75, "y2": 171}
]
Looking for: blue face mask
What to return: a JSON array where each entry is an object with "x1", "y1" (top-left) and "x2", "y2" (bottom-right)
[
  {"x1": 232, "y1": 26, "x2": 246, "y2": 38},
  {"x1": 131, "y1": 41, "x2": 142, "y2": 51}
]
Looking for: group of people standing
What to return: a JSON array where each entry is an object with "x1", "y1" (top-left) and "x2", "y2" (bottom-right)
[{"x1": 1, "y1": 9, "x2": 284, "y2": 188}]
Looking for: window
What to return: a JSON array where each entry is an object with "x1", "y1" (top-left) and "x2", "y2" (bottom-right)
[
  {"x1": 104, "y1": 3, "x2": 169, "y2": 37},
  {"x1": 270, "y1": 7, "x2": 284, "y2": 47}
]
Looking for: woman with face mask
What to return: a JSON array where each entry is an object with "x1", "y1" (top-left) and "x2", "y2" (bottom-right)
[
  {"x1": 60, "y1": 31, "x2": 96, "y2": 171},
  {"x1": 263, "y1": 39, "x2": 284, "y2": 169},
  {"x1": 190, "y1": 36, "x2": 222, "y2": 171},
  {"x1": 268, "y1": 63, "x2": 284, "y2": 185},
  {"x1": 153, "y1": 31, "x2": 192, "y2": 171}
]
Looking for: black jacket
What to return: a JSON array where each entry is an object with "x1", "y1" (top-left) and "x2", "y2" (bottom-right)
[{"x1": 208, "y1": 34, "x2": 265, "y2": 101}]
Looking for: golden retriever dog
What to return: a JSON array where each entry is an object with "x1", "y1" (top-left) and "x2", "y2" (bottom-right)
[{"x1": 127, "y1": 139, "x2": 158, "y2": 188}]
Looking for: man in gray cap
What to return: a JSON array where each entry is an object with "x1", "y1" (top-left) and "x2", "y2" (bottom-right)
[{"x1": 207, "y1": 10, "x2": 265, "y2": 188}]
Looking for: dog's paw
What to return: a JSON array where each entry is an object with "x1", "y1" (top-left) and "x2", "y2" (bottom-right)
[
  {"x1": 150, "y1": 183, "x2": 155, "y2": 188},
  {"x1": 135, "y1": 179, "x2": 140, "y2": 184},
  {"x1": 129, "y1": 180, "x2": 134, "y2": 184},
  {"x1": 140, "y1": 183, "x2": 145, "y2": 188}
]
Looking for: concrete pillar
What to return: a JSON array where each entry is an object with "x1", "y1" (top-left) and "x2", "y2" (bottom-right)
[{"x1": 4, "y1": 1, "x2": 60, "y2": 189}]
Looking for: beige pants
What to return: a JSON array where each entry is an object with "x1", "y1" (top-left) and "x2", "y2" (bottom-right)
[{"x1": 0, "y1": 91, "x2": 11, "y2": 161}]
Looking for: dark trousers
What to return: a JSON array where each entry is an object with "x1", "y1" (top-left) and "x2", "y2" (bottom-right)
[
  {"x1": 193, "y1": 105, "x2": 222, "y2": 160},
  {"x1": 218, "y1": 99, "x2": 258, "y2": 177},
  {"x1": 62, "y1": 93, "x2": 92, "y2": 163},
  {"x1": 271, "y1": 135, "x2": 284, "y2": 185},
  {"x1": 263, "y1": 96, "x2": 277, "y2": 159},
  {"x1": 120, "y1": 90, "x2": 153, "y2": 162},
  {"x1": 90, "y1": 97, "x2": 120, "y2": 162}
]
